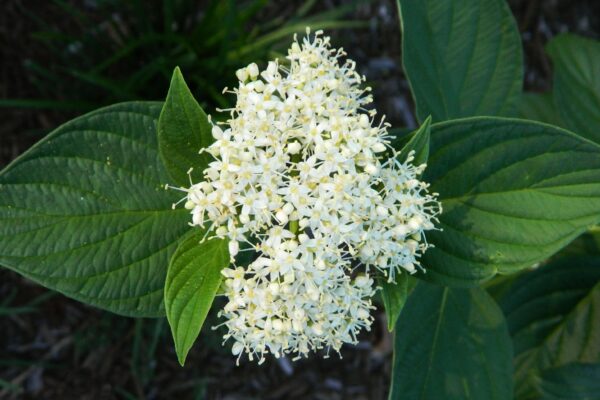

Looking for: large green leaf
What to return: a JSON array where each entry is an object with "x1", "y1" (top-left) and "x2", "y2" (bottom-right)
[
  {"x1": 158, "y1": 67, "x2": 214, "y2": 187},
  {"x1": 397, "y1": 0, "x2": 523, "y2": 122},
  {"x1": 421, "y1": 117, "x2": 600, "y2": 286},
  {"x1": 500, "y1": 256, "x2": 600, "y2": 399},
  {"x1": 547, "y1": 34, "x2": 600, "y2": 144},
  {"x1": 536, "y1": 363, "x2": 600, "y2": 400},
  {"x1": 390, "y1": 282, "x2": 513, "y2": 400},
  {"x1": 165, "y1": 233, "x2": 229, "y2": 366},
  {"x1": 0, "y1": 102, "x2": 191, "y2": 317}
]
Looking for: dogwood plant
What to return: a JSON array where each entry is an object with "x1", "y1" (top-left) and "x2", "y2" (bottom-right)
[
  {"x1": 174, "y1": 30, "x2": 440, "y2": 363},
  {"x1": 1, "y1": 0, "x2": 599, "y2": 398}
]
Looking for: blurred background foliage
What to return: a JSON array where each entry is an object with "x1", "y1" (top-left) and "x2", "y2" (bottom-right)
[
  {"x1": 0, "y1": 0, "x2": 599, "y2": 399},
  {"x1": 0, "y1": 0, "x2": 363, "y2": 112}
]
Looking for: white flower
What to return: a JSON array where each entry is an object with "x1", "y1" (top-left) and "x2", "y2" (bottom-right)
[{"x1": 176, "y1": 28, "x2": 441, "y2": 363}]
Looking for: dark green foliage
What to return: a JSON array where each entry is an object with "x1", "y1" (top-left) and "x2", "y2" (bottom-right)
[
  {"x1": 390, "y1": 282, "x2": 513, "y2": 400},
  {"x1": 158, "y1": 68, "x2": 214, "y2": 186},
  {"x1": 398, "y1": 0, "x2": 523, "y2": 122},
  {"x1": 422, "y1": 117, "x2": 600, "y2": 286},
  {"x1": 500, "y1": 255, "x2": 600, "y2": 399},
  {"x1": 1, "y1": 0, "x2": 362, "y2": 113},
  {"x1": 0, "y1": 102, "x2": 191, "y2": 316},
  {"x1": 165, "y1": 232, "x2": 229, "y2": 366}
]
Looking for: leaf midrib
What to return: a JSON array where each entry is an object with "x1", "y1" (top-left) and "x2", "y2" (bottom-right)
[
  {"x1": 441, "y1": 185, "x2": 600, "y2": 206},
  {"x1": 419, "y1": 287, "x2": 448, "y2": 400},
  {"x1": 0, "y1": 204, "x2": 187, "y2": 220}
]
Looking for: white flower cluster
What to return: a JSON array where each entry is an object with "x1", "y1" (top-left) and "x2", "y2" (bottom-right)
[{"x1": 180, "y1": 29, "x2": 440, "y2": 363}]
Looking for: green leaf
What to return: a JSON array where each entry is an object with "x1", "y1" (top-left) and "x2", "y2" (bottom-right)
[
  {"x1": 518, "y1": 92, "x2": 564, "y2": 127},
  {"x1": 390, "y1": 282, "x2": 513, "y2": 400},
  {"x1": 547, "y1": 34, "x2": 600, "y2": 144},
  {"x1": 379, "y1": 274, "x2": 416, "y2": 332},
  {"x1": 536, "y1": 363, "x2": 600, "y2": 400},
  {"x1": 499, "y1": 255, "x2": 600, "y2": 399},
  {"x1": 165, "y1": 233, "x2": 229, "y2": 366},
  {"x1": 397, "y1": 116, "x2": 431, "y2": 165},
  {"x1": 421, "y1": 117, "x2": 600, "y2": 286},
  {"x1": 158, "y1": 67, "x2": 214, "y2": 186},
  {"x1": 0, "y1": 102, "x2": 191, "y2": 317},
  {"x1": 397, "y1": 0, "x2": 523, "y2": 122}
]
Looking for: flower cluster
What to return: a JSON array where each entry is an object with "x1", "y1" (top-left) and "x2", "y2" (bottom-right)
[{"x1": 180, "y1": 29, "x2": 440, "y2": 363}]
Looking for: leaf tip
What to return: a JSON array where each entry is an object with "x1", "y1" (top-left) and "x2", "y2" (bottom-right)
[
  {"x1": 422, "y1": 115, "x2": 433, "y2": 127},
  {"x1": 170, "y1": 66, "x2": 186, "y2": 87},
  {"x1": 177, "y1": 352, "x2": 188, "y2": 367},
  {"x1": 174, "y1": 338, "x2": 190, "y2": 367}
]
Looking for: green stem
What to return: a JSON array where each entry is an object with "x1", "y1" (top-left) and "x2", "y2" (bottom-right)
[
  {"x1": 290, "y1": 219, "x2": 299, "y2": 235},
  {"x1": 289, "y1": 150, "x2": 301, "y2": 236}
]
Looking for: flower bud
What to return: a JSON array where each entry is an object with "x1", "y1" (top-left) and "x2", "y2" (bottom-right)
[
  {"x1": 272, "y1": 318, "x2": 283, "y2": 332},
  {"x1": 287, "y1": 142, "x2": 302, "y2": 154},
  {"x1": 282, "y1": 203, "x2": 294, "y2": 215},
  {"x1": 247, "y1": 63, "x2": 259, "y2": 79},
  {"x1": 268, "y1": 282, "x2": 280, "y2": 295},
  {"x1": 372, "y1": 142, "x2": 386, "y2": 153},
  {"x1": 212, "y1": 125, "x2": 223, "y2": 140},
  {"x1": 275, "y1": 209, "x2": 288, "y2": 224},
  {"x1": 357, "y1": 308, "x2": 370, "y2": 320},
  {"x1": 408, "y1": 215, "x2": 423, "y2": 230},
  {"x1": 355, "y1": 275, "x2": 371, "y2": 288},
  {"x1": 311, "y1": 323, "x2": 324, "y2": 336},
  {"x1": 235, "y1": 68, "x2": 248, "y2": 82},
  {"x1": 376, "y1": 205, "x2": 388, "y2": 216},
  {"x1": 364, "y1": 163, "x2": 378, "y2": 175},
  {"x1": 232, "y1": 342, "x2": 244, "y2": 356},
  {"x1": 228, "y1": 240, "x2": 239, "y2": 257},
  {"x1": 359, "y1": 114, "x2": 369, "y2": 128}
]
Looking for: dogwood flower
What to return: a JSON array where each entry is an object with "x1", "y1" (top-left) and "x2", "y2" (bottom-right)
[{"x1": 178, "y1": 28, "x2": 440, "y2": 363}]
